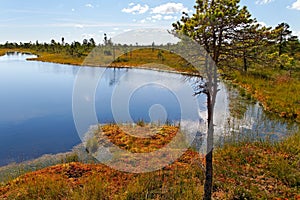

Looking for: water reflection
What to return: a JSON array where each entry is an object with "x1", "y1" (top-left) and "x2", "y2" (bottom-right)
[
  {"x1": 0, "y1": 52, "x2": 37, "y2": 61},
  {"x1": 37, "y1": 64, "x2": 79, "y2": 76},
  {"x1": 0, "y1": 53, "x2": 298, "y2": 166},
  {"x1": 219, "y1": 83, "x2": 298, "y2": 144},
  {"x1": 73, "y1": 66, "x2": 202, "y2": 143}
]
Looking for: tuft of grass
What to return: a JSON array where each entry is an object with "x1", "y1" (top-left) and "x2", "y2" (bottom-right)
[
  {"x1": 136, "y1": 119, "x2": 145, "y2": 127},
  {"x1": 85, "y1": 123, "x2": 181, "y2": 153}
]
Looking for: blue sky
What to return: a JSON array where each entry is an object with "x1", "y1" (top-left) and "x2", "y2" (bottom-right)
[{"x1": 0, "y1": 0, "x2": 300, "y2": 44}]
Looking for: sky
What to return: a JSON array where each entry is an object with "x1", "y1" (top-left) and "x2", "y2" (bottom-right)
[{"x1": 0, "y1": 0, "x2": 300, "y2": 44}]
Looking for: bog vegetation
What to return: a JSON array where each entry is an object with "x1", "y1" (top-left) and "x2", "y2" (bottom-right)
[
  {"x1": 0, "y1": 124, "x2": 299, "y2": 199},
  {"x1": 0, "y1": 0, "x2": 300, "y2": 199}
]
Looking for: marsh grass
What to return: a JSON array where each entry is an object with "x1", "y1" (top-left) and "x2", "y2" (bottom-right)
[
  {"x1": 0, "y1": 151, "x2": 82, "y2": 185},
  {"x1": 226, "y1": 66, "x2": 300, "y2": 123},
  {"x1": 213, "y1": 132, "x2": 300, "y2": 199},
  {"x1": 0, "y1": 49, "x2": 8, "y2": 56},
  {"x1": 1, "y1": 124, "x2": 299, "y2": 199}
]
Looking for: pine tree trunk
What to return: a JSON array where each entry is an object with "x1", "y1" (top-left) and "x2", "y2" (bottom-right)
[{"x1": 203, "y1": 92, "x2": 214, "y2": 200}]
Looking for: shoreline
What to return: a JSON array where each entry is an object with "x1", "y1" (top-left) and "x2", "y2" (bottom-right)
[
  {"x1": 1, "y1": 49, "x2": 299, "y2": 122},
  {"x1": 27, "y1": 58, "x2": 202, "y2": 77},
  {"x1": 1, "y1": 49, "x2": 201, "y2": 77}
]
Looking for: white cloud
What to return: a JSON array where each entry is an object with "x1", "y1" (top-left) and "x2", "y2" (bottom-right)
[
  {"x1": 288, "y1": 0, "x2": 300, "y2": 10},
  {"x1": 152, "y1": 14, "x2": 162, "y2": 20},
  {"x1": 163, "y1": 15, "x2": 177, "y2": 20},
  {"x1": 255, "y1": 0, "x2": 273, "y2": 5},
  {"x1": 122, "y1": 3, "x2": 149, "y2": 14},
  {"x1": 151, "y1": 3, "x2": 188, "y2": 14},
  {"x1": 85, "y1": 4, "x2": 94, "y2": 8},
  {"x1": 140, "y1": 14, "x2": 177, "y2": 24},
  {"x1": 108, "y1": 31, "x2": 116, "y2": 36},
  {"x1": 292, "y1": 30, "x2": 300, "y2": 38},
  {"x1": 71, "y1": 8, "x2": 75, "y2": 12},
  {"x1": 75, "y1": 24, "x2": 84, "y2": 28},
  {"x1": 82, "y1": 33, "x2": 95, "y2": 39}
]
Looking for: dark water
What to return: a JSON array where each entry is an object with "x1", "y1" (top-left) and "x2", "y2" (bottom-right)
[{"x1": 0, "y1": 53, "x2": 297, "y2": 166}]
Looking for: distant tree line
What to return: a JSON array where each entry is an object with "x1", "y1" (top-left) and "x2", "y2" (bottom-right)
[
  {"x1": 0, "y1": 34, "x2": 179, "y2": 60},
  {"x1": 0, "y1": 37, "x2": 98, "y2": 58}
]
